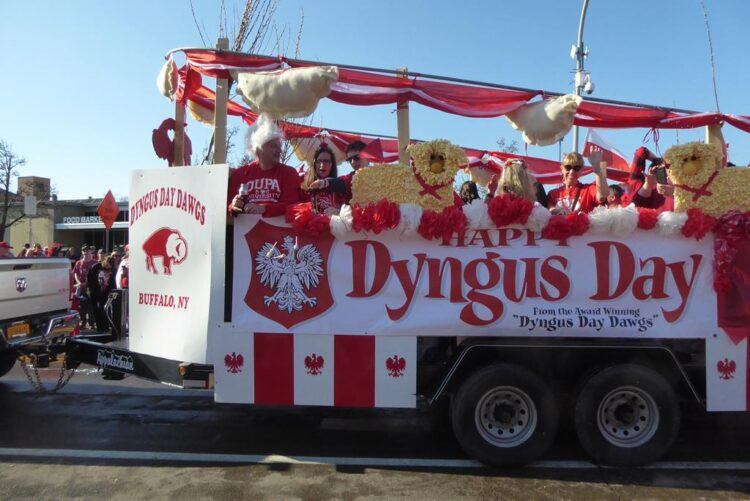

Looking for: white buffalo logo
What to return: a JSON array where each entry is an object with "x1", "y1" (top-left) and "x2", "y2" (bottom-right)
[
  {"x1": 255, "y1": 236, "x2": 323, "y2": 313},
  {"x1": 142, "y1": 228, "x2": 188, "y2": 275}
]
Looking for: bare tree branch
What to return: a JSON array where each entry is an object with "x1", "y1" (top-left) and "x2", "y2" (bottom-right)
[
  {"x1": 0, "y1": 140, "x2": 26, "y2": 237},
  {"x1": 188, "y1": 0, "x2": 208, "y2": 46}
]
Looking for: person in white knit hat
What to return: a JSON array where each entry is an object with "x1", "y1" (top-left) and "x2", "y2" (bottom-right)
[{"x1": 227, "y1": 115, "x2": 301, "y2": 217}]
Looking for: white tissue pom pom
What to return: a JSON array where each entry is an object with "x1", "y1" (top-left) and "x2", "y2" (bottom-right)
[
  {"x1": 397, "y1": 203, "x2": 423, "y2": 236},
  {"x1": 329, "y1": 215, "x2": 348, "y2": 239},
  {"x1": 587, "y1": 206, "x2": 614, "y2": 234},
  {"x1": 462, "y1": 199, "x2": 491, "y2": 229},
  {"x1": 329, "y1": 205, "x2": 353, "y2": 239},
  {"x1": 526, "y1": 203, "x2": 552, "y2": 233},
  {"x1": 656, "y1": 211, "x2": 688, "y2": 236},
  {"x1": 611, "y1": 204, "x2": 638, "y2": 237},
  {"x1": 338, "y1": 204, "x2": 353, "y2": 228}
]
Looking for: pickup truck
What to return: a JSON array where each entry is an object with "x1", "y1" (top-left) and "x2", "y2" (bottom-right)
[{"x1": 0, "y1": 257, "x2": 80, "y2": 378}]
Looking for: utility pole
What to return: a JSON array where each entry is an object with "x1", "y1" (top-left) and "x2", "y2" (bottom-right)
[{"x1": 571, "y1": 0, "x2": 591, "y2": 153}]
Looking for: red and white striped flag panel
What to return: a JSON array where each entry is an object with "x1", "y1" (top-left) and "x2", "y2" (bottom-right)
[
  {"x1": 214, "y1": 333, "x2": 416, "y2": 408},
  {"x1": 706, "y1": 331, "x2": 748, "y2": 411}
]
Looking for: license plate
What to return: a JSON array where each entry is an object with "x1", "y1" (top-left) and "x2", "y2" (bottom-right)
[{"x1": 7, "y1": 322, "x2": 30, "y2": 339}]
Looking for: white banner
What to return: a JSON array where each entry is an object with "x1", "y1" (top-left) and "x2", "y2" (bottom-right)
[
  {"x1": 231, "y1": 216, "x2": 718, "y2": 339},
  {"x1": 129, "y1": 165, "x2": 228, "y2": 363}
]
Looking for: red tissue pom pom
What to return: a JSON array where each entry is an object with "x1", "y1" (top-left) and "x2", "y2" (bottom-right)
[
  {"x1": 637, "y1": 208, "x2": 659, "y2": 230},
  {"x1": 541, "y1": 212, "x2": 590, "y2": 242},
  {"x1": 285, "y1": 202, "x2": 331, "y2": 237},
  {"x1": 682, "y1": 208, "x2": 716, "y2": 241},
  {"x1": 487, "y1": 194, "x2": 534, "y2": 228}
]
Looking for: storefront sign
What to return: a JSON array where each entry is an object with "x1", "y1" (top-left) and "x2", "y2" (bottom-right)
[{"x1": 62, "y1": 216, "x2": 103, "y2": 224}]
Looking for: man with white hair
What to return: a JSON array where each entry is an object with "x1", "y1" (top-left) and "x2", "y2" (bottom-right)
[{"x1": 228, "y1": 115, "x2": 301, "y2": 217}]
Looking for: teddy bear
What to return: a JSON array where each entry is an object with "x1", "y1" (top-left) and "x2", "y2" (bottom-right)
[
  {"x1": 665, "y1": 141, "x2": 750, "y2": 216},
  {"x1": 350, "y1": 139, "x2": 467, "y2": 211}
]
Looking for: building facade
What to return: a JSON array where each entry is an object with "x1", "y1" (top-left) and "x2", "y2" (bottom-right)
[{"x1": 3, "y1": 177, "x2": 128, "y2": 253}]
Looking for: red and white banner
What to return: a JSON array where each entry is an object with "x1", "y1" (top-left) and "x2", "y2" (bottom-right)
[
  {"x1": 213, "y1": 333, "x2": 415, "y2": 408},
  {"x1": 231, "y1": 216, "x2": 717, "y2": 339},
  {"x1": 129, "y1": 165, "x2": 228, "y2": 363}
]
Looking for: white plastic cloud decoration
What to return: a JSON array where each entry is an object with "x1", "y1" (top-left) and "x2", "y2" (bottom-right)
[
  {"x1": 236, "y1": 66, "x2": 339, "y2": 119},
  {"x1": 505, "y1": 94, "x2": 582, "y2": 146},
  {"x1": 156, "y1": 56, "x2": 178, "y2": 101}
]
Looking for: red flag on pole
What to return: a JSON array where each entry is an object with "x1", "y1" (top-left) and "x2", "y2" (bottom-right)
[{"x1": 583, "y1": 129, "x2": 630, "y2": 171}]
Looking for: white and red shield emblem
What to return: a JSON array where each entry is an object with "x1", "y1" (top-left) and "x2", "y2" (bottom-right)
[{"x1": 245, "y1": 220, "x2": 334, "y2": 329}]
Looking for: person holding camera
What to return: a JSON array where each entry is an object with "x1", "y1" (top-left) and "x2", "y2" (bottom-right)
[{"x1": 628, "y1": 146, "x2": 674, "y2": 211}]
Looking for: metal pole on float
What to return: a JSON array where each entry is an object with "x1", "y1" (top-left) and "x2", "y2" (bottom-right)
[
  {"x1": 214, "y1": 37, "x2": 230, "y2": 165},
  {"x1": 396, "y1": 67, "x2": 410, "y2": 165},
  {"x1": 571, "y1": 0, "x2": 591, "y2": 153}
]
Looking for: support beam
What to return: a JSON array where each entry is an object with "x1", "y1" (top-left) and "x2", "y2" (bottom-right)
[
  {"x1": 396, "y1": 67, "x2": 410, "y2": 165},
  {"x1": 705, "y1": 124, "x2": 727, "y2": 167},
  {"x1": 213, "y1": 37, "x2": 230, "y2": 165},
  {"x1": 173, "y1": 101, "x2": 186, "y2": 166}
]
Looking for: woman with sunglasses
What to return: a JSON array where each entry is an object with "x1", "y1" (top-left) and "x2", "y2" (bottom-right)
[
  {"x1": 547, "y1": 152, "x2": 609, "y2": 214},
  {"x1": 302, "y1": 144, "x2": 344, "y2": 214}
]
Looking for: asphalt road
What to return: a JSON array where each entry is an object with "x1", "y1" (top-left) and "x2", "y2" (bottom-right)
[{"x1": 1, "y1": 363, "x2": 750, "y2": 500}]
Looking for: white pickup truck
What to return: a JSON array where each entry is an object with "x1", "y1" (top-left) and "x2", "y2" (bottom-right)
[{"x1": 0, "y1": 257, "x2": 80, "y2": 378}]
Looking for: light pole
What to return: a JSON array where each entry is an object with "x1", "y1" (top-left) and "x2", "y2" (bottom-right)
[{"x1": 571, "y1": 0, "x2": 591, "y2": 153}]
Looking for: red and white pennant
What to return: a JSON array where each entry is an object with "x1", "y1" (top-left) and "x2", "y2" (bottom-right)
[{"x1": 215, "y1": 334, "x2": 416, "y2": 408}]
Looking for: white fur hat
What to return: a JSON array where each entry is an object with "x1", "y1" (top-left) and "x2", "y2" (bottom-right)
[{"x1": 248, "y1": 114, "x2": 285, "y2": 153}]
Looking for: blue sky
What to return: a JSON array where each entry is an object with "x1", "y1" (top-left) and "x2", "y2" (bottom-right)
[{"x1": 1, "y1": 0, "x2": 749, "y2": 199}]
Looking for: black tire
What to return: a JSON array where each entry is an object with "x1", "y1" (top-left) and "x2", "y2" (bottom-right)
[
  {"x1": 451, "y1": 363, "x2": 559, "y2": 467},
  {"x1": 0, "y1": 350, "x2": 17, "y2": 379},
  {"x1": 574, "y1": 364, "x2": 680, "y2": 467}
]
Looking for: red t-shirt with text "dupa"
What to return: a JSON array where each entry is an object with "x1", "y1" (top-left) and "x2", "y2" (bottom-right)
[{"x1": 227, "y1": 161, "x2": 301, "y2": 217}]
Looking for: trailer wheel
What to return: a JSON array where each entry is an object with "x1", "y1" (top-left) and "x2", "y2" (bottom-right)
[
  {"x1": 451, "y1": 364, "x2": 558, "y2": 467},
  {"x1": 574, "y1": 364, "x2": 680, "y2": 467},
  {"x1": 0, "y1": 351, "x2": 17, "y2": 379}
]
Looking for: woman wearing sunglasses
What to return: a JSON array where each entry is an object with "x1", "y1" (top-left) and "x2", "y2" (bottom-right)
[{"x1": 547, "y1": 152, "x2": 609, "y2": 214}]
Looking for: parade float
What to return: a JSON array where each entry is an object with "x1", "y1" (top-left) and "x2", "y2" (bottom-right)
[{"x1": 65, "y1": 45, "x2": 750, "y2": 468}]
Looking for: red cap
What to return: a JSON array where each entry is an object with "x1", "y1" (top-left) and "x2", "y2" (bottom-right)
[{"x1": 0, "y1": 242, "x2": 12, "y2": 249}]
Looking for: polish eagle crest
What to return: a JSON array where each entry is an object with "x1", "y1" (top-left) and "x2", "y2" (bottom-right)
[{"x1": 255, "y1": 235, "x2": 324, "y2": 313}]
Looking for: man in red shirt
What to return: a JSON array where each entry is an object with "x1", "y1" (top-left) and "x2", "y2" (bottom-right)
[
  {"x1": 547, "y1": 152, "x2": 609, "y2": 214},
  {"x1": 228, "y1": 117, "x2": 301, "y2": 217}
]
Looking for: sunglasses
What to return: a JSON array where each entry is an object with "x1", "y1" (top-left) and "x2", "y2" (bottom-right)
[
  {"x1": 347, "y1": 154, "x2": 361, "y2": 163},
  {"x1": 563, "y1": 164, "x2": 583, "y2": 172}
]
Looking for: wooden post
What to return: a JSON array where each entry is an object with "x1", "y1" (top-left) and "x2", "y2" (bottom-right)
[
  {"x1": 705, "y1": 123, "x2": 727, "y2": 167},
  {"x1": 213, "y1": 37, "x2": 230, "y2": 165},
  {"x1": 173, "y1": 100, "x2": 186, "y2": 166},
  {"x1": 396, "y1": 67, "x2": 410, "y2": 165}
]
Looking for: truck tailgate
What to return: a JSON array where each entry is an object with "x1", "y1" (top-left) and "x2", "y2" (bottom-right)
[{"x1": 0, "y1": 258, "x2": 71, "y2": 321}]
